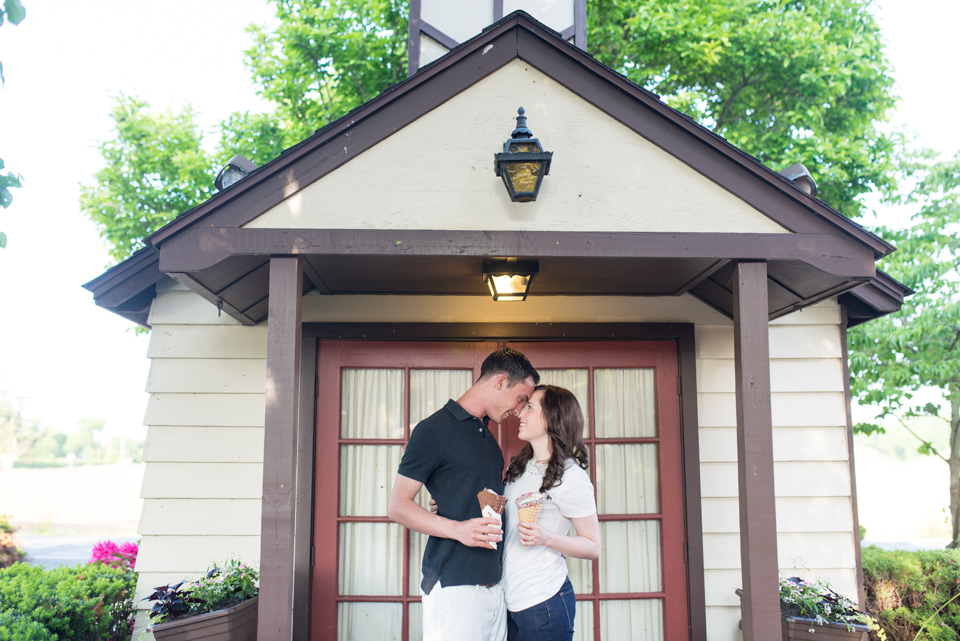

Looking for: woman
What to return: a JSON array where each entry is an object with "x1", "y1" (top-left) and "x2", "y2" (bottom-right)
[{"x1": 501, "y1": 385, "x2": 600, "y2": 641}]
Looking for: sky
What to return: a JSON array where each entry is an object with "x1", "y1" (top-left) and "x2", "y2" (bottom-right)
[{"x1": 0, "y1": 0, "x2": 958, "y2": 441}]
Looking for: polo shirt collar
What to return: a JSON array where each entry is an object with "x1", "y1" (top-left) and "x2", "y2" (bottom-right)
[{"x1": 444, "y1": 399, "x2": 490, "y2": 426}]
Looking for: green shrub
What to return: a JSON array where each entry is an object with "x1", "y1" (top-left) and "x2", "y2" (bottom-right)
[
  {"x1": 863, "y1": 546, "x2": 960, "y2": 640},
  {"x1": 0, "y1": 562, "x2": 135, "y2": 640}
]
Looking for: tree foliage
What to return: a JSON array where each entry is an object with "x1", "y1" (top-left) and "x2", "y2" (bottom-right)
[
  {"x1": 588, "y1": 0, "x2": 899, "y2": 217},
  {"x1": 0, "y1": 0, "x2": 26, "y2": 249},
  {"x1": 849, "y1": 152, "x2": 960, "y2": 545},
  {"x1": 244, "y1": 0, "x2": 408, "y2": 142}
]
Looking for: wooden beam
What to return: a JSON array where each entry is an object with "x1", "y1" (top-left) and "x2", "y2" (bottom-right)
[
  {"x1": 258, "y1": 256, "x2": 303, "y2": 640},
  {"x1": 732, "y1": 261, "x2": 780, "y2": 641},
  {"x1": 158, "y1": 228, "x2": 877, "y2": 279},
  {"x1": 293, "y1": 337, "x2": 318, "y2": 639},
  {"x1": 839, "y1": 306, "x2": 867, "y2": 609}
]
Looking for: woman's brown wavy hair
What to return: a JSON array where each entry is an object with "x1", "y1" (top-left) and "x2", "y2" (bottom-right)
[{"x1": 503, "y1": 385, "x2": 589, "y2": 493}]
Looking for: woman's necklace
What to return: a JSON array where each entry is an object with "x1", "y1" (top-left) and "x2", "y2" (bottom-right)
[{"x1": 527, "y1": 458, "x2": 549, "y2": 476}]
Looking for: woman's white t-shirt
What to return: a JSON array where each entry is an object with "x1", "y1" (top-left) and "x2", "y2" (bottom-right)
[{"x1": 501, "y1": 458, "x2": 597, "y2": 612}]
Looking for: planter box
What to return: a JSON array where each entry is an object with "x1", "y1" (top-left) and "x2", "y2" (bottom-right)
[
  {"x1": 782, "y1": 615, "x2": 869, "y2": 641},
  {"x1": 147, "y1": 596, "x2": 258, "y2": 641}
]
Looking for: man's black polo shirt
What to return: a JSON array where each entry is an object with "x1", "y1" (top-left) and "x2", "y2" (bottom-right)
[{"x1": 397, "y1": 399, "x2": 505, "y2": 593}]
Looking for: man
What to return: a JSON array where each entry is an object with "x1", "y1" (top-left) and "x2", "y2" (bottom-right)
[{"x1": 388, "y1": 348, "x2": 539, "y2": 641}]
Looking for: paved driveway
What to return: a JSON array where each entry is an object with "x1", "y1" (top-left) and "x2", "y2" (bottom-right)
[{"x1": 18, "y1": 535, "x2": 140, "y2": 569}]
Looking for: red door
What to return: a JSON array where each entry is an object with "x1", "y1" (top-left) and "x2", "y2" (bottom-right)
[{"x1": 311, "y1": 340, "x2": 688, "y2": 641}]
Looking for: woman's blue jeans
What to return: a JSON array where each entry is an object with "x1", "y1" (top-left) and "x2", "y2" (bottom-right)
[{"x1": 506, "y1": 577, "x2": 576, "y2": 641}]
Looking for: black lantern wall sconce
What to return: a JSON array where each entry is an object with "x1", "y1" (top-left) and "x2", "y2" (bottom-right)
[
  {"x1": 483, "y1": 260, "x2": 539, "y2": 302},
  {"x1": 494, "y1": 107, "x2": 553, "y2": 202}
]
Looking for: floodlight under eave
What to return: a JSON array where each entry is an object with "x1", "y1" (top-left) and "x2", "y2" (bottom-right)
[
  {"x1": 493, "y1": 107, "x2": 553, "y2": 202},
  {"x1": 214, "y1": 155, "x2": 258, "y2": 191},
  {"x1": 483, "y1": 261, "x2": 539, "y2": 301}
]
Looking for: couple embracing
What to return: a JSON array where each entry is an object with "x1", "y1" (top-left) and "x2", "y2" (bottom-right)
[{"x1": 388, "y1": 348, "x2": 601, "y2": 641}]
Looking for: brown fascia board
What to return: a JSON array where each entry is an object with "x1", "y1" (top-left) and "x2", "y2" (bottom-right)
[
  {"x1": 142, "y1": 11, "x2": 894, "y2": 261},
  {"x1": 841, "y1": 269, "x2": 911, "y2": 326},
  {"x1": 82, "y1": 247, "x2": 162, "y2": 328}
]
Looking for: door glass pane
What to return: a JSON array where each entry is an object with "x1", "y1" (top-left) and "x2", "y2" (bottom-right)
[
  {"x1": 408, "y1": 486, "x2": 432, "y2": 595},
  {"x1": 594, "y1": 369, "x2": 656, "y2": 438},
  {"x1": 573, "y1": 600, "x2": 594, "y2": 641},
  {"x1": 599, "y1": 521, "x2": 661, "y2": 593},
  {"x1": 342, "y1": 369, "x2": 404, "y2": 439},
  {"x1": 339, "y1": 522, "x2": 403, "y2": 595},
  {"x1": 566, "y1": 525, "x2": 593, "y2": 594},
  {"x1": 410, "y1": 370, "x2": 472, "y2": 430},
  {"x1": 596, "y1": 444, "x2": 659, "y2": 514},
  {"x1": 409, "y1": 602, "x2": 422, "y2": 641},
  {"x1": 340, "y1": 445, "x2": 403, "y2": 516},
  {"x1": 338, "y1": 602, "x2": 402, "y2": 640},
  {"x1": 538, "y1": 369, "x2": 589, "y2": 437},
  {"x1": 600, "y1": 599, "x2": 663, "y2": 641}
]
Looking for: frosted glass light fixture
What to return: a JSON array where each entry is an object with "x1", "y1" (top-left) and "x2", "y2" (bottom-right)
[
  {"x1": 493, "y1": 107, "x2": 553, "y2": 202},
  {"x1": 483, "y1": 260, "x2": 539, "y2": 302}
]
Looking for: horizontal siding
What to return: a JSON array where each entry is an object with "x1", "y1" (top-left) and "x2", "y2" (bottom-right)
[
  {"x1": 768, "y1": 300, "x2": 840, "y2": 325},
  {"x1": 706, "y1": 606, "x2": 742, "y2": 641},
  {"x1": 139, "y1": 499, "x2": 261, "y2": 535},
  {"x1": 143, "y1": 393, "x2": 265, "y2": 427},
  {"x1": 141, "y1": 462, "x2": 264, "y2": 498},
  {"x1": 705, "y1": 568, "x2": 857, "y2": 607},
  {"x1": 142, "y1": 426, "x2": 265, "y2": 463},
  {"x1": 702, "y1": 497, "x2": 854, "y2": 533},
  {"x1": 703, "y1": 532, "x2": 856, "y2": 570},
  {"x1": 147, "y1": 324, "x2": 268, "y2": 359},
  {"x1": 699, "y1": 461, "x2": 852, "y2": 498},
  {"x1": 148, "y1": 290, "x2": 242, "y2": 326},
  {"x1": 146, "y1": 358, "x2": 266, "y2": 394},
  {"x1": 697, "y1": 391, "x2": 846, "y2": 428},
  {"x1": 699, "y1": 426, "x2": 849, "y2": 463},
  {"x1": 136, "y1": 535, "x2": 260, "y2": 573},
  {"x1": 698, "y1": 358, "x2": 844, "y2": 393},
  {"x1": 696, "y1": 324, "x2": 841, "y2": 359}
]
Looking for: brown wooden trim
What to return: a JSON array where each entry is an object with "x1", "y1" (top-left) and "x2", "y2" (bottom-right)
[
  {"x1": 674, "y1": 259, "x2": 729, "y2": 296},
  {"x1": 560, "y1": 25, "x2": 575, "y2": 40},
  {"x1": 676, "y1": 325, "x2": 707, "y2": 640},
  {"x1": 258, "y1": 256, "x2": 304, "y2": 640},
  {"x1": 574, "y1": 0, "x2": 587, "y2": 50},
  {"x1": 839, "y1": 306, "x2": 867, "y2": 609},
  {"x1": 293, "y1": 336, "x2": 317, "y2": 640},
  {"x1": 494, "y1": 0, "x2": 503, "y2": 20},
  {"x1": 304, "y1": 321, "x2": 697, "y2": 341},
  {"x1": 419, "y1": 20, "x2": 458, "y2": 50},
  {"x1": 159, "y1": 228, "x2": 877, "y2": 279},
  {"x1": 302, "y1": 258, "x2": 332, "y2": 295},
  {"x1": 144, "y1": 14, "x2": 893, "y2": 262},
  {"x1": 82, "y1": 246, "x2": 158, "y2": 295},
  {"x1": 407, "y1": 0, "x2": 421, "y2": 76},
  {"x1": 732, "y1": 261, "x2": 780, "y2": 640}
]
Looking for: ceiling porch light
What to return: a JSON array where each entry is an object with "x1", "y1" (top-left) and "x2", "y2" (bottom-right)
[
  {"x1": 215, "y1": 155, "x2": 258, "y2": 191},
  {"x1": 494, "y1": 107, "x2": 553, "y2": 202},
  {"x1": 483, "y1": 260, "x2": 539, "y2": 302}
]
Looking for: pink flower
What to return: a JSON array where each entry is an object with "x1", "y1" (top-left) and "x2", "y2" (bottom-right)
[
  {"x1": 89, "y1": 540, "x2": 120, "y2": 566},
  {"x1": 89, "y1": 540, "x2": 139, "y2": 570}
]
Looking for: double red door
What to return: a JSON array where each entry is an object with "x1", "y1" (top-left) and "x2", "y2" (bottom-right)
[{"x1": 311, "y1": 340, "x2": 688, "y2": 640}]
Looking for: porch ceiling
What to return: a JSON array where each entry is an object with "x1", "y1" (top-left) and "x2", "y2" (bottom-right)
[{"x1": 177, "y1": 252, "x2": 856, "y2": 326}]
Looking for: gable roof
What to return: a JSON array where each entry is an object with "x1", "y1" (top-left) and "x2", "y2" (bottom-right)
[{"x1": 84, "y1": 10, "x2": 905, "y2": 327}]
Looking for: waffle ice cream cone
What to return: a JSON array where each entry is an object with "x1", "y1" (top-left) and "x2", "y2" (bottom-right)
[
  {"x1": 515, "y1": 492, "x2": 548, "y2": 523},
  {"x1": 478, "y1": 489, "x2": 506, "y2": 550},
  {"x1": 477, "y1": 488, "x2": 507, "y2": 515}
]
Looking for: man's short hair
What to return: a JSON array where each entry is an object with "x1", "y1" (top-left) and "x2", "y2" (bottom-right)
[{"x1": 478, "y1": 348, "x2": 540, "y2": 387}]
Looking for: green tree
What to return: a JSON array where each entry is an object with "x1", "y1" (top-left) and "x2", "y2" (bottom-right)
[
  {"x1": 588, "y1": 0, "x2": 899, "y2": 217},
  {"x1": 63, "y1": 418, "x2": 108, "y2": 463},
  {"x1": 0, "y1": 0, "x2": 27, "y2": 249},
  {"x1": 244, "y1": 0, "x2": 408, "y2": 142},
  {"x1": 79, "y1": 95, "x2": 215, "y2": 262},
  {"x1": 848, "y1": 152, "x2": 960, "y2": 546}
]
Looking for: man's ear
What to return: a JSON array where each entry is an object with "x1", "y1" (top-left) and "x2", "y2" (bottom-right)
[{"x1": 493, "y1": 373, "x2": 508, "y2": 390}]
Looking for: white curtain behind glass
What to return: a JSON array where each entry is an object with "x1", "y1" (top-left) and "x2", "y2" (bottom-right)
[
  {"x1": 593, "y1": 369, "x2": 662, "y2": 640},
  {"x1": 342, "y1": 369, "x2": 404, "y2": 438},
  {"x1": 408, "y1": 370, "x2": 473, "y2": 596},
  {"x1": 537, "y1": 369, "x2": 590, "y2": 437},
  {"x1": 338, "y1": 602, "x2": 401, "y2": 641}
]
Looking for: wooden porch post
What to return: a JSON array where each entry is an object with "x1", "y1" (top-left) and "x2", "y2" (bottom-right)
[
  {"x1": 259, "y1": 256, "x2": 303, "y2": 640},
  {"x1": 732, "y1": 261, "x2": 781, "y2": 640}
]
